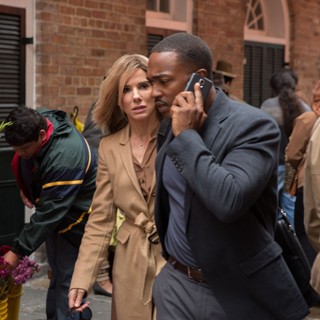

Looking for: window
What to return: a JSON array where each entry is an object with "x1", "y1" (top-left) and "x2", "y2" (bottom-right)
[
  {"x1": 146, "y1": 0, "x2": 192, "y2": 54},
  {"x1": 245, "y1": 0, "x2": 264, "y2": 31},
  {"x1": 243, "y1": 0, "x2": 288, "y2": 106},
  {"x1": 146, "y1": 0, "x2": 192, "y2": 32},
  {"x1": 147, "y1": 0, "x2": 170, "y2": 13}
]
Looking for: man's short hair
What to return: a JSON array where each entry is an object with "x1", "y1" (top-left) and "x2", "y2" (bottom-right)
[
  {"x1": 151, "y1": 32, "x2": 213, "y2": 80},
  {"x1": 5, "y1": 106, "x2": 47, "y2": 146}
]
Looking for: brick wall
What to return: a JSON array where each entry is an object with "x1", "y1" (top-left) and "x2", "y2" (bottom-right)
[
  {"x1": 194, "y1": 0, "x2": 246, "y2": 100},
  {"x1": 35, "y1": 0, "x2": 320, "y2": 119},
  {"x1": 35, "y1": 0, "x2": 147, "y2": 121},
  {"x1": 288, "y1": 0, "x2": 320, "y2": 103}
]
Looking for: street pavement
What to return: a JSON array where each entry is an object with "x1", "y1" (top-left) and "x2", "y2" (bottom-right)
[
  {"x1": 19, "y1": 276, "x2": 111, "y2": 320},
  {"x1": 18, "y1": 274, "x2": 320, "y2": 320}
]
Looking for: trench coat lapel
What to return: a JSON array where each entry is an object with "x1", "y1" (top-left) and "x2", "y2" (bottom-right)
[{"x1": 118, "y1": 125, "x2": 145, "y2": 199}]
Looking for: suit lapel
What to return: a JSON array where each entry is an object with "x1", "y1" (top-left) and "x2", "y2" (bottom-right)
[
  {"x1": 185, "y1": 90, "x2": 231, "y2": 221},
  {"x1": 201, "y1": 89, "x2": 230, "y2": 150},
  {"x1": 156, "y1": 120, "x2": 173, "y2": 184}
]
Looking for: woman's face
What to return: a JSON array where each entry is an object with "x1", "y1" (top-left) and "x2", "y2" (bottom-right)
[{"x1": 120, "y1": 69, "x2": 155, "y2": 122}]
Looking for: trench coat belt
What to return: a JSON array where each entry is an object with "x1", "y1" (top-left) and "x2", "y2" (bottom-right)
[
  {"x1": 133, "y1": 211, "x2": 156, "y2": 235},
  {"x1": 125, "y1": 211, "x2": 158, "y2": 304},
  {"x1": 168, "y1": 256, "x2": 207, "y2": 283},
  {"x1": 125, "y1": 212, "x2": 159, "y2": 244}
]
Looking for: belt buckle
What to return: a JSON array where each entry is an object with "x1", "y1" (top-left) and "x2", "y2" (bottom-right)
[
  {"x1": 187, "y1": 267, "x2": 193, "y2": 280},
  {"x1": 187, "y1": 266, "x2": 204, "y2": 283}
]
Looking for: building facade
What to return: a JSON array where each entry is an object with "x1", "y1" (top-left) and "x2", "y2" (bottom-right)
[
  {"x1": 1, "y1": 0, "x2": 320, "y2": 118},
  {"x1": 0, "y1": 0, "x2": 320, "y2": 243}
]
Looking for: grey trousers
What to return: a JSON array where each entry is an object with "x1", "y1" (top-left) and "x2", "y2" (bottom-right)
[{"x1": 153, "y1": 262, "x2": 228, "y2": 320}]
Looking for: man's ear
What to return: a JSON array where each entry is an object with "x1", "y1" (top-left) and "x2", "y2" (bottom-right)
[
  {"x1": 39, "y1": 129, "x2": 47, "y2": 142},
  {"x1": 196, "y1": 68, "x2": 208, "y2": 78}
]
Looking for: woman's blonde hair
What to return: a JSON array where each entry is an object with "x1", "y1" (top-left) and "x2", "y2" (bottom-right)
[{"x1": 93, "y1": 54, "x2": 149, "y2": 134}]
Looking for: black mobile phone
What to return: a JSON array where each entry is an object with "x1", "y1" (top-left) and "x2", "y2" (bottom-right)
[{"x1": 184, "y1": 73, "x2": 213, "y2": 100}]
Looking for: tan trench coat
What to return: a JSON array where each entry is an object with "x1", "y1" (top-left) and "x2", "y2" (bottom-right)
[
  {"x1": 304, "y1": 117, "x2": 320, "y2": 294},
  {"x1": 286, "y1": 111, "x2": 318, "y2": 189},
  {"x1": 70, "y1": 124, "x2": 165, "y2": 320}
]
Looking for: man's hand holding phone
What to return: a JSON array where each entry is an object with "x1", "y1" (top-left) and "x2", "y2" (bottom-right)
[
  {"x1": 184, "y1": 73, "x2": 212, "y2": 99},
  {"x1": 171, "y1": 73, "x2": 212, "y2": 136}
]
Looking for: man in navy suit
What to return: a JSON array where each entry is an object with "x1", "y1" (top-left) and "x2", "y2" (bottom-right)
[{"x1": 147, "y1": 32, "x2": 309, "y2": 320}]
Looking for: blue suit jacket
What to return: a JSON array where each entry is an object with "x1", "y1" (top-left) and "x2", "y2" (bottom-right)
[{"x1": 155, "y1": 89, "x2": 309, "y2": 320}]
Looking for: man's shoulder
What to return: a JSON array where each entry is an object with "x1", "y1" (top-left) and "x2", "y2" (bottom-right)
[
  {"x1": 38, "y1": 108, "x2": 67, "y2": 118},
  {"x1": 222, "y1": 100, "x2": 280, "y2": 141},
  {"x1": 229, "y1": 98, "x2": 275, "y2": 122},
  {"x1": 212, "y1": 92, "x2": 277, "y2": 129},
  {"x1": 43, "y1": 121, "x2": 86, "y2": 161}
]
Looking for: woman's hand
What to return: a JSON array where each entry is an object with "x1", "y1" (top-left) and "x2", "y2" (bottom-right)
[{"x1": 68, "y1": 288, "x2": 90, "y2": 312}]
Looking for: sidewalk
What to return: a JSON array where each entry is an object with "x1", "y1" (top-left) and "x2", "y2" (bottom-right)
[
  {"x1": 18, "y1": 274, "x2": 320, "y2": 320},
  {"x1": 19, "y1": 276, "x2": 111, "y2": 320}
]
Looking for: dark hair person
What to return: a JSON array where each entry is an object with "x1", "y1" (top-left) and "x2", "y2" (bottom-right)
[{"x1": 261, "y1": 69, "x2": 310, "y2": 227}]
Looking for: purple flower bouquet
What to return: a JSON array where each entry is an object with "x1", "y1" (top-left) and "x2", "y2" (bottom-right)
[{"x1": 0, "y1": 245, "x2": 40, "y2": 300}]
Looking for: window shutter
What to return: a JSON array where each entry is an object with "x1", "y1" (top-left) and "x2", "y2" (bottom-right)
[
  {"x1": 147, "y1": 28, "x2": 182, "y2": 55},
  {"x1": 244, "y1": 41, "x2": 284, "y2": 108},
  {"x1": 0, "y1": 5, "x2": 26, "y2": 148},
  {"x1": 147, "y1": 33, "x2": 164, "y2": 55},
  {"x1": 0, "y1": 5, "x2": 26, "y2": 246}
]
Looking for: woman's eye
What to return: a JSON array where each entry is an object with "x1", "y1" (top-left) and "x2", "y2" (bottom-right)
[{"x1": 123, "y1": 86, "x2": 130, "y2": 93}]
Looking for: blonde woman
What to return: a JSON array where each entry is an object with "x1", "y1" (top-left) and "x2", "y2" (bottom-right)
[{"x1": 69, "y1": 54, "x2": 165, "y2": 319}]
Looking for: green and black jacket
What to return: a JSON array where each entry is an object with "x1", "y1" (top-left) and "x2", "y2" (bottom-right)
[{"x1": 11, "y1": 109, "x2": 97, "y2": 256}]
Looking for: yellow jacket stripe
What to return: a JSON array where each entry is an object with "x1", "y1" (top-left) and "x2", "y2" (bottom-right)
[
  {"x1": 42, "y1": 139, "x2": 91, "y2": 190},
  {"x1": 59, "y1": 206, "x2": 92, "y2": 234},
  {"x1": 83, "y1": 138, "x2": 92, "y2": 174},
  {"x1": 42, "y1": 180, "x2": 83, "y2": 189}
]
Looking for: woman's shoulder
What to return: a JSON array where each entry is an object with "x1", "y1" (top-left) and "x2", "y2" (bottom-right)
[
  {"x1": 100, "y1": 124, "x2": 129, "y2": 148},
  {"x1": 297, "y1": 111, "x2": 316, "y2": 122}
]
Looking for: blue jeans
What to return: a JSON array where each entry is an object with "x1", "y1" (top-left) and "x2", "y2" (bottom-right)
[
  {"x1": 46, "y1": 232, "x2": 81, "y2": 320},
  {"x1": 278, "y1": 164, "x2": 296, "y2": 227}
]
